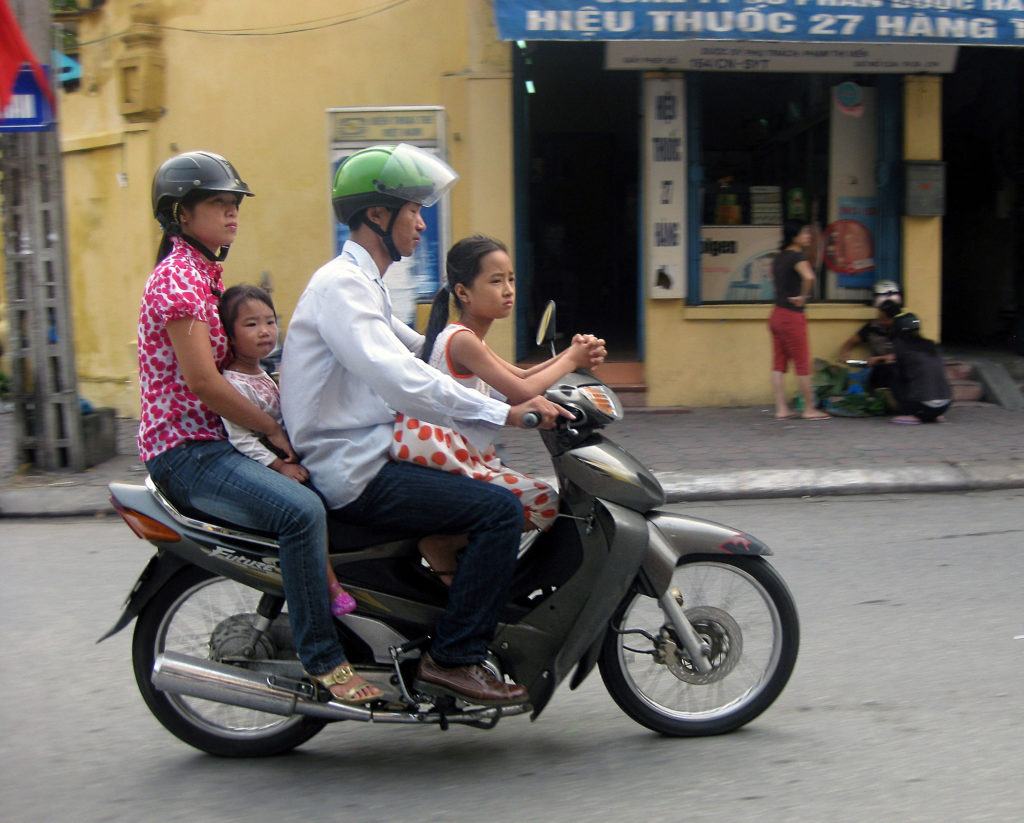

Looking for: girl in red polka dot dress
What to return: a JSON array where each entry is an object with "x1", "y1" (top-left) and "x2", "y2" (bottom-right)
[{"x1": 392, "y1": 235, "x2": 606, "y2": 581}]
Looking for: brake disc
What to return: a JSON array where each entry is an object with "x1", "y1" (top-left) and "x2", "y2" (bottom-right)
[{"x1": 656, "y1": 606, "x2": 743, "y2": 685}]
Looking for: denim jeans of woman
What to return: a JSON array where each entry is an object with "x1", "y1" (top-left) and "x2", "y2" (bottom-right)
[
  {"x1": 146, "y1": 440, "x2": 343, "y2": 675},
  {"x1": 335, "y1": 460, "x2": 522, "y2": 666}
]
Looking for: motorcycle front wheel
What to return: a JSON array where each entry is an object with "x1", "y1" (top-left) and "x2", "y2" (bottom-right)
[
  {"x1": 133, "y1": 565, "x2": 327, "y2": 757},
  {"x1": 599, "y1": 555, "x2": 799, "y2": 736}
]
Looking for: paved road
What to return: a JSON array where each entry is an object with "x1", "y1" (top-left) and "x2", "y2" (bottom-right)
[{"x1": 4, "y1": 490, "x2": 1023, "y2": 822}]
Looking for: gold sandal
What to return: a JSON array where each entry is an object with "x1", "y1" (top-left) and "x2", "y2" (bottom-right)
[{"x1": 307, "y1": 663, "x2": 382, "y2": 705}]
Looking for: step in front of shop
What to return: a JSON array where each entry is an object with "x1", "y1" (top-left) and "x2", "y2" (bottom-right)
[{"x1": 593, "y1": 362, "x2": 647, "y2": 408}]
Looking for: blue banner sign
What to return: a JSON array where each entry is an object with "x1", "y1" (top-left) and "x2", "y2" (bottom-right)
[
  {"x1": 494, "y1": 1, "x2": 1024, "y2": 45},
  {"x1": 0, "y1": 65, "x2": 54, "y2": 132}
]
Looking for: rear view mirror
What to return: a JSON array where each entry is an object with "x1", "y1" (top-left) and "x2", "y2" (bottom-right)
[{"x1": 536, "y1": 300, "x2": 556, "y2": 356}]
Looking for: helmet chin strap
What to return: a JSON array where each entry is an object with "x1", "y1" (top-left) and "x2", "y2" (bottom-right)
[
  {"x1": 366, "y1": 207, "x2": 403, "y2": 263},
  {"x1": 181, "y1": 232, "x2": 230, "y2": 262}
]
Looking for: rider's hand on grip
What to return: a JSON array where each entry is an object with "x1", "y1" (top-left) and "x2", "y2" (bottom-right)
[{"x1": 508, "y1": 396, "x2": 573, "y2": 430}]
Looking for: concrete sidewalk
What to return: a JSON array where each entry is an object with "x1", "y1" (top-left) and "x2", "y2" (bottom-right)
[{"x1": 3, "y1": 398, "x2": 1024, "y2": 518}]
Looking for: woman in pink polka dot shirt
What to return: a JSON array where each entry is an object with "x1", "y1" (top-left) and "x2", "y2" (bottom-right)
[{"x1": 137, "y1": 151, "x2": 379, "y2": 705}]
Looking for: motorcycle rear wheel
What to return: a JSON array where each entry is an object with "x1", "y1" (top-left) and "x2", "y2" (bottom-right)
[
  {"x1": 133, "y1": 565, "x2": 327, "y2": 757},
  {"x1": 599, "y1": 556, "x2": 799, "y2": 736}
]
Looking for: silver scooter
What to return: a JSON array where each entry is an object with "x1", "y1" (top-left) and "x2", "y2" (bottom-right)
[{"x1": 102, "y1": 302, "x2": 799, "y2": 757}]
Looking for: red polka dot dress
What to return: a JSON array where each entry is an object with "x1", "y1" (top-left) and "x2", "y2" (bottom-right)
[{"x1": 391, "y1": 323, "x2": 559, "y2": 531}]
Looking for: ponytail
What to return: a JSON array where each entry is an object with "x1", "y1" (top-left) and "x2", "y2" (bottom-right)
[
  {"x1": 155, "y1": 234, "x2": 174, "y2": 265},
  {"x1": 419, "y1": 286, "x2": 452, "y2": 362}
]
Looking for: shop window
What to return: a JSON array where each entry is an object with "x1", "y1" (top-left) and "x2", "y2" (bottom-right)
[{"x1": 693, "y1": 73, "x2": 895, "y2": 304}]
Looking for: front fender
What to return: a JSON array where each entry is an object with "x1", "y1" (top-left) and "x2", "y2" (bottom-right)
[{"x1": 641, "y1": 507, "x2": 772, "y2": 596}]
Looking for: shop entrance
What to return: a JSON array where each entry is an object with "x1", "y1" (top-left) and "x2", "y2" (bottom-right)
[
  {"x1": 514, "y1": 43, "x2": 640, "y2": 362},
  {"x1": 942, "y1": 47, "x2": 1024, "y2": 353}
]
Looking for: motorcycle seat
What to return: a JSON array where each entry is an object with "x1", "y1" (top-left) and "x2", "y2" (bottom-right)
[{"x1": 326, "y1": 512, "x2": 419, "y2": 551}]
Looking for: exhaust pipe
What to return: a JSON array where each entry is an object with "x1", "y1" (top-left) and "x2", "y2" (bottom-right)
[
  {"x1": 152, "y1": 651, "x2": 530, "y2": 725},
  {"x1": 153, "y1": 651, "x2": 370, "y2": 721}
]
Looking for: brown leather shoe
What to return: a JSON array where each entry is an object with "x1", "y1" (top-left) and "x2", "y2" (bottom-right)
[{"x1": 414, "y1": 652, "x2": 529, "y2": 707}]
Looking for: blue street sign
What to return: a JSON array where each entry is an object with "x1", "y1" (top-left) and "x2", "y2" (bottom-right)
[{"x1": 1, "y1": 65, "x2": 54, "y2": 132}]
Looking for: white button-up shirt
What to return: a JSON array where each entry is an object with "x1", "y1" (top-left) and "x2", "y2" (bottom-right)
[{"x1": 280, "y1": 241, "x2": 509, "y2": 509}]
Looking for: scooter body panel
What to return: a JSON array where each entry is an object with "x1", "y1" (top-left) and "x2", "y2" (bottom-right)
[
  {"x1": 491, "y1": 496, "x2": 651, "y2": 716},
  {"x1": 552, "y1": 433, "x2": 665, "y2": 512}
]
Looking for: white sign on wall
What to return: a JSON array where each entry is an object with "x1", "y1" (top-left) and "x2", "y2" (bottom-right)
[
  {"x1": 607, "y1": 42, "x2": 958, "y2": 74},
  {"x1": 644, "y1": 76, "x2": 686, "y2": 300},
  {"x1": 700, "y1": 227, "x2": 781, "y2": 303}
]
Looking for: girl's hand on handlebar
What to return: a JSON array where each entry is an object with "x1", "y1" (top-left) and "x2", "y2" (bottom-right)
[{"x1": 508, "y1": 396, "x2": 574, "y2": 429}]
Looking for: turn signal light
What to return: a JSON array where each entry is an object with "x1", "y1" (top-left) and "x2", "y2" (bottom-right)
[
  {"x1": 111, "y1": 498, "x2": 181, "y2": 543},
  {"x1": 579, "y1": 386, "x2": 618, "y2": 418}
]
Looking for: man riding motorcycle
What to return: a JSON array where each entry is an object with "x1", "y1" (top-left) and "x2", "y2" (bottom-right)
[{"x1": 279, "y1": 144, "x2": 568, "y2": 706}]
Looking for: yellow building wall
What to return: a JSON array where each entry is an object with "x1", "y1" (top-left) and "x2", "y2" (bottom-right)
[
  {"x1": 902, "y1": 75, "x2": 943, "y2": 342},
  {"x1": 59, "y1": 0, "x2": 513, "y2": 417},
  {"x1": 58, "y1": 2, "x2": 942, "y2": 414}
]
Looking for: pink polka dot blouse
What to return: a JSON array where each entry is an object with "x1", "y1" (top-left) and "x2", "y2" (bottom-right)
[{"x1": 137, "y1": 237, "x2": 229, "y2": 461}]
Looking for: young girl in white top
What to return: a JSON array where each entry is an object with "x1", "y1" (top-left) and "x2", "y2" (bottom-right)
[
  {"x1": 219, "y1": 285, "x2": 356, "y2": 616},
  {"x1": 394, "y1": 235, "x2": 605, "y2": 581}
]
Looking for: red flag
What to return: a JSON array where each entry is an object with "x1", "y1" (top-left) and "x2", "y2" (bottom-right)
[{"x1": 0, "y1": 0, "x2": 56, "y2": 112}]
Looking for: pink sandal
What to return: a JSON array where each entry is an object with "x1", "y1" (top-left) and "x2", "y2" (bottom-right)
[{"x1": 329, "y1": 583, "x2": 356, "y2": 616}]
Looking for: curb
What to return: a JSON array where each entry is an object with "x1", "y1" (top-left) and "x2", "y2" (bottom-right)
[
  {"x1": 660, "y1": 461, "x2": 1024, "y2": 502},
  {"x1": 0, "y1": 485, "x2": 119, "y2": 518},
  {"x1": 4, "y1": 461, "x2": 1024, "y2": 518}
]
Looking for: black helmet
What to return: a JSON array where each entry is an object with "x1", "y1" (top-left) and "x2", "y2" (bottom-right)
[
  {"x1": 152, "y1": 151, "x2": 253, "y2": 234},
  {"x1": 893, "y1": 312, "x2": 921, "y2": 336}
]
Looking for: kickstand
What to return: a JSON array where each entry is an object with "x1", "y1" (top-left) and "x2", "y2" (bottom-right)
[{"x1": 388, "y1": 637, "x2": 430, "y2": 707}]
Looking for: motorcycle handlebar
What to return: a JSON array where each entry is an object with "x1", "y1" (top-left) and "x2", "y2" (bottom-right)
[{"x1": 520, "y1": 405, "x2": 582, "y2": 431}]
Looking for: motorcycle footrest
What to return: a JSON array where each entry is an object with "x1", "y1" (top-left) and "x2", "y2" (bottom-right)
[{"x1": 266, "y1": 674, "x2": 319, "y2": 701}]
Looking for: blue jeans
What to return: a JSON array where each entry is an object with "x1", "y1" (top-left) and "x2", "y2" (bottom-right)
[
  {"x1": 335, "y1": 460, "x2": 522, "y2": 666},
  {"x1": 146, "y1": 440, "x2": 344, "y2": 676}
]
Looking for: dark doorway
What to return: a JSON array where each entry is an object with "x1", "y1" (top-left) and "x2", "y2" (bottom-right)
[
  {"x1": 942, "y1": 47, "x2": 1024, "y2": 352},
  {"x1": 515, "y1": 42, "x2": 640, "y2": 360}
]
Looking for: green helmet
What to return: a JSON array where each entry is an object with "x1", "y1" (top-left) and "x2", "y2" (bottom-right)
[{"x1": 332, "y1": 143, "x2": 458, "y2": 225}]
